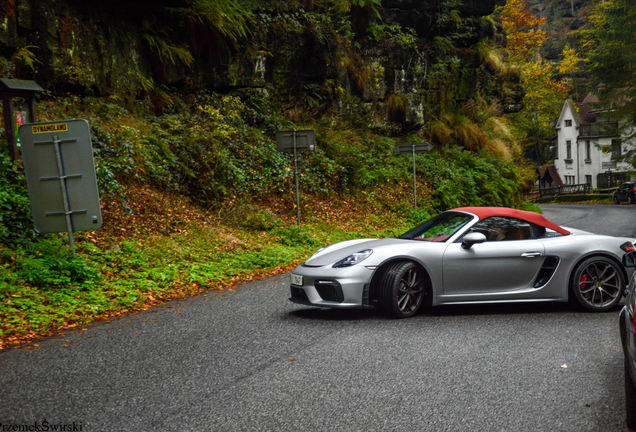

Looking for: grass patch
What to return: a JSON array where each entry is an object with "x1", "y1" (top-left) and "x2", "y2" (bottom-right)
[{"x1": 0, "y1": 188, "x2": 415, "y2": 348}]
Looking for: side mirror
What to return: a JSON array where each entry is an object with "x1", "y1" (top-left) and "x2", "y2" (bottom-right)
[
  {"x1": 623, "y1": 251, "x2": 636, "y2": 268},
  {"x1": 461, "y1": 232, "x2": 487, "y2": 250}
]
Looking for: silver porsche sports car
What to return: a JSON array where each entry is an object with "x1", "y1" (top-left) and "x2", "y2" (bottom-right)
[{"x1": 289, "y1": 207, "x2": 636, "y2": 318}]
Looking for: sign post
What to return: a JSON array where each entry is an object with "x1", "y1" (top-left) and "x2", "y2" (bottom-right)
[
  {"x1": 394, "y1": 142, "x2": 433, "y2": 213},
  {"x1": 276, "y1": 130, "x2": 315, "y2": 231},
  {"x1": 19, "y1": 119, "x2": 102, "y2": 257}
]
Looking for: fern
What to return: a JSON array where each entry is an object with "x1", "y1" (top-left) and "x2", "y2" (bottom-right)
[
  {"x1": 434, "y1": 36, "x2": 454, "y2": 54},
  {"x1": 183, "y1": 0, "x2": 253, "y2": 42},
  {"x1": 142, "y1": 33, "x2": 194, "y2": 67},
  {"x1": 12, "y1": 45, "x2": 41, "y2": 70}
]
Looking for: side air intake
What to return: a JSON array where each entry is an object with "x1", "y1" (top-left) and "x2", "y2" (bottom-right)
[{"x1": 533, "y1": 256, "x2": 560, "y2": 288}]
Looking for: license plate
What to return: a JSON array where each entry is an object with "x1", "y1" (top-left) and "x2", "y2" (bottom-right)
[{"x1": 290, "y1": 273, "x2": 303, "y2": 286}]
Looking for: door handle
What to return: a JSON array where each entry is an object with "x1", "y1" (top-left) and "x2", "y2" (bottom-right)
[{"x1": 521, "y1": 252, "x2": 542, "y2": 258}]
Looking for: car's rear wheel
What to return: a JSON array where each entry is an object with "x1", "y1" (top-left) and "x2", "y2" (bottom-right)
[
  {"x1": 379, "y1": 261, "x2": 425, "y2": 318},
  {"x1": 571, "y1": 256, "x2": 624, "y2": 311},
  {"x1": 626, "y1": 360, "x2": 636, "y2": 429},
  {"x1": 629, "y1": 196, "x2": 634, "y2": 205}
]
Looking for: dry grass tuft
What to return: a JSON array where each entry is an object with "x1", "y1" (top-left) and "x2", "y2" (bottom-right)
[{"x1": 387, "y1": 93, "x2": 408, "y2": 122}]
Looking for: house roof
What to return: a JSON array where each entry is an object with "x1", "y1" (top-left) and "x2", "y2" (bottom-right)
[
  {"x1": 451, "y1": 207, "x2": 571, "y2": 235},
  {"x1": 555, "y1": 93, "x2": 610, "y2": 128},
  {"x1": 536, "y1": 164, "x2": 563, "y2": 186},
  {"x1": 582, "y1": 93, "x2": 599, "y2": 104},
  {"x1": 575, "y1": 101, "x2": 596, "y2": 124},
  {"x1": 556, "y1": 99, "x2": 584, "y2": 128}
]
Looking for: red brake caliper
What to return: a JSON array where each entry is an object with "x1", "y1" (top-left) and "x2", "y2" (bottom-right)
[{"x1": 579, "y1": 274, "x2": 589, "y2": 298}]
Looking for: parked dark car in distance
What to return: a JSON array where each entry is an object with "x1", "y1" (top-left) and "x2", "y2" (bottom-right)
[{"x1": 614, "y1": 182, "x2": 636, "y2": 205}]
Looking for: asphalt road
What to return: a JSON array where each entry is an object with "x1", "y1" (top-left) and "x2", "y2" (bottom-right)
[{"x1": 1, "y1": 204, "x2": 636, "y2": 431}]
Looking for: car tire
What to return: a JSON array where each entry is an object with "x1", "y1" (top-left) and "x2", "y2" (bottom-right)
[
  {"x1": 626, "y1": 360, "x2": 636, "y2": 430},
  {"x1": 615, "y1": 196, "x2": 620, "y2": 205},
  {"x1": 378, "y1": 261, "x2": 426, "y2": 319},
  {"x1": 629, "y1": 196, "x2": 634, "y2": 205},
  {"x1": 570, "y1": 256, "x2": 624, "y2": 312}
]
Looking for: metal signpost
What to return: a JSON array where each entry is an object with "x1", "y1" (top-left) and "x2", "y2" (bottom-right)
[
  {"x1": 19, "y1": 119, "x2": 103, "y2": 257},
  {"x1": 606, "y1": 170, "x2": 612, "y2": 190},
  {"x1": 394, "y1": 142, "x2": 433, "y2": 213},
  {"x1": 276, "y1": 130, "x2": 316, "y2": 231}
]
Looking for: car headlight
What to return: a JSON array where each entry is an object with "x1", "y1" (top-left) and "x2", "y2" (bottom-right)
[{"x1": 333, "y1": 250, "x2": 373, "y2": 268}]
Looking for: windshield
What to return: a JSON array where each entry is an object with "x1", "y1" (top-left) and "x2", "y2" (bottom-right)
[{"x1": 399, "y1": 212, "x2": 473, "y2": 242}]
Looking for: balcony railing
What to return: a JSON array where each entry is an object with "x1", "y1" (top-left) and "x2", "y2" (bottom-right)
[{"x1": 578, "y1": 122, "x2": 618, "y2": 138}]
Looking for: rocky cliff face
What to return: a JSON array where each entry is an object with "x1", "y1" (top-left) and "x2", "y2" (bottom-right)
[
  {"x1": 0, "y1": 0, "x2": 520, "y2": 124},
  {"x1": 527, "y1": 0, "x2": 595, "y2": 60}
]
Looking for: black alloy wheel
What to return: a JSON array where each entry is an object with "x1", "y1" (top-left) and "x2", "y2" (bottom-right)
[
  {"x1": 629, "y1": 196, "x2": 634, "y2": 205},
  {"x1": 379, "y1": 261, "x2": 426, "y2": 318},
  {"x1": 615, "y1": 196, "x2": 620, "y2": 205},
  {"x1": 571, "y1": 256, "x2": 624, "y2": 311}
]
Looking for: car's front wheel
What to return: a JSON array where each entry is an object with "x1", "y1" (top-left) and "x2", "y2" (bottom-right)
[
  {"x1": 626, "y1": 360, "x2": 636, "y2": 429},
  {"x1": 615, "y1": 196, "x2": 620, "y2": 205},
  {"x1": 571, "y1": 256, "x2": 624, "y2": 311},
  {"x1": 378, "y1": 261, "x2": 426, "y2": 318}
]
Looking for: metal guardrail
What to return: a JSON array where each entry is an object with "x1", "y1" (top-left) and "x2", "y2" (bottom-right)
[{"x1": 537, "y1": 184, "x2": 591, "y2": 198}]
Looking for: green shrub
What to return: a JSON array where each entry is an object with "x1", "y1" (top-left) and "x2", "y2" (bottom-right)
[
  {"x1": 0, "y1": 153, "x2": 35, "y2": 244},
  {"x1": 3, "y1": 238, "x2": 100, "y2": 289},
  {"x1": 243, "y1": 209, "x2": 283, "y2": 231},
  {"x1": 419, "y1": 147, "x2": 522, "y2": 211}
]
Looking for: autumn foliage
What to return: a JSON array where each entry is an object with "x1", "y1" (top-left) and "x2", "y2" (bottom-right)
[{"x1": 500, "y1": 0, "x2": 570, "y2": 162}]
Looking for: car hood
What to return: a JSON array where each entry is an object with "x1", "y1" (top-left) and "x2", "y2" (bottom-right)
[{"x1": 303, "y1": 237, "x2": 439, "y2": 267}]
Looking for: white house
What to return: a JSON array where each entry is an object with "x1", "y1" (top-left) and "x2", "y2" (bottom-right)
[{"x1": 553, "y1": 94, "x2": 631, "y2": 188}]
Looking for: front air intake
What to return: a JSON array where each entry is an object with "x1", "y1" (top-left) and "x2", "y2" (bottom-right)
[
  {"x1": 315, "y1": 281, "x2": 344, "y2": 303},
  {"x1": 289, "y1": 286, "x2": 311, "y2": 305}
]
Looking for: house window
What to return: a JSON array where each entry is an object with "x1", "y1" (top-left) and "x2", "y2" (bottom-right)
[
  {"x1": 565, "y1": 119, "x2": 572, "y2": 127},
  {"x1": 586, "y1": 175, "x2": 592, "y2": 185},
  {"x1": 565, "y1": 175, "x2": 576, "y2": 184},
  {"x1": 612, "y1": 139, "x2": 622, "y2": 159},
  {"x1": 553, "y1": 143, "x2": 559, "y2": 159},
  {"x1": 585, "y1": 140, "x2": 591, "y2": 161},
  {"x1": 566, "y1": 140, "x2": 572, "y2": 160}
]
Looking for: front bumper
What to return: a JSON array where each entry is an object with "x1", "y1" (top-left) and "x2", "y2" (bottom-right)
[{"x1": 288, "y1": 264, "x2": 374, "y2": 308}]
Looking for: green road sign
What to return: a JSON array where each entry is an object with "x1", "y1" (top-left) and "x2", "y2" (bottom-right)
[{"x1": 19, "y1": 119, "x2": 102, "y2": 256}]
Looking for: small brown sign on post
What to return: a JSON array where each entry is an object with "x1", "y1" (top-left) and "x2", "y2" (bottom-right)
[{"x1": 0, "y1": 78, "x2": 44, "y2": 161}]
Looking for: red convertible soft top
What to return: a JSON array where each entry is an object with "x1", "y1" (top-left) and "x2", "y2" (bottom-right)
[{"x1": 451, "y1": 207, "x2": 571, "y2": 236}]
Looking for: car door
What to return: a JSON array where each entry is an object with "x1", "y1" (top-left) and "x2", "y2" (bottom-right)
[{"x1": 442, "y1": 217, "x2": 545, "y2": 295}]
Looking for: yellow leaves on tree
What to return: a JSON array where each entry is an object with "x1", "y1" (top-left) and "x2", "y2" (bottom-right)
[
  {"x1": 558, "y1": 44, "x2": 581, "y2": 76},
  {"x1": 501, "y1": 0, "x2": 546, "y2": 63},
  {"x1": 500, "y1": 0, "x2": 569, "y2": 147}
]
